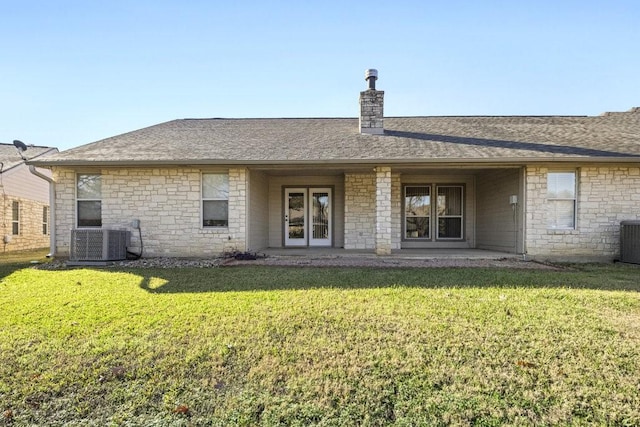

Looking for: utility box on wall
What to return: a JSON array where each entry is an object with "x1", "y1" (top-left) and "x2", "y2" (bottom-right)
[{"x1": 620, "y1": 220, "x2": 640, "y2": 264}]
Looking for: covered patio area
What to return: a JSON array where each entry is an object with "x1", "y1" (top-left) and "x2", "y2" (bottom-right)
[{"x1": 259, "y1": 248, "x2": 520, "y2": 260}]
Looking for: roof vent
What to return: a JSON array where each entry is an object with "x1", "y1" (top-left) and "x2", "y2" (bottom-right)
[{"x1": 365, "y1": 69, "x2": 378, "y2": 90}]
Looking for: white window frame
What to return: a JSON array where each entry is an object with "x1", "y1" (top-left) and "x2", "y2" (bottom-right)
[
  {"x1": 43, "y1": 206, "x2": 49, "y2": 235},
  {"x1": 202, "y1": 172, "x2": 229, "y2": 228},
  {"x1": 12, "y1": 201, "x2": 19, "y2": 235},
  {"x1": 547, "y1": 170, "x2": 577, "y2": 230},
  {"x1": 76, "y1": 173, "x2": 102, "y2": 228},
  {"x1": 436, "y1": 185, "x2": 464, "y2": 240},
  {"x1": 402, "y1": 184, "x2": 465, "y2": 241},
  {"x1": 404, "y1": 185, "x2": 431, "y2": 239}
]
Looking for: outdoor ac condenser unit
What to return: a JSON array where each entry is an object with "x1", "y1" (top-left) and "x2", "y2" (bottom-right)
[
  {"x1": 620, "y1": 220, "x2": 640, "y2": 264},
  {"x1": 70, "y1": 229, "x2": 129, "y2": 261}
]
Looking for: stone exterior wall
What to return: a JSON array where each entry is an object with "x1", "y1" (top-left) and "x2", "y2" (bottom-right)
[
  {"x1": 526, "y1": 165, "x2": 640, "y2": 261},
  {"x1": 1, "y1": 195, "x2": 49, "y2": 253},
  {"x1": 391, "y1": 173, "x2": 402, "y2": 250},
  {"x1": 344, "y1": 173, "x2": 376, "y2": 249},
  {"x1": 375, "y1": 167, "x2": 392, "y2": 255},
  {"x1": 52, "y1": 167, "x2": 247, "y2": 258},
  {"x1": 359, "y1": 90, "x2": 384, "y2": 134}
]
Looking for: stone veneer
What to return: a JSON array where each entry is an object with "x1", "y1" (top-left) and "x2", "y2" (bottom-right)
[
  {"x1": 344, "y1": 173, "x2": 376, "y2": 249},
  {"x1": 52, "y1": 167, "x2": 248, "y2": 257},
  {"x1": 375, "y1": 167, "x2": 392, "y2": 255},
  {"x1": 344, "y1": 170, "x2": 401, "y2": 252},
  {"x1": 526, "y1": 165, "x2": 640, "y2": 261},
  {"x1": 359, "y1": 89, "x2": 384, "y2": 135},
  {"x1": 1, "y1": 195, "x2": 49, "y2": 253}
]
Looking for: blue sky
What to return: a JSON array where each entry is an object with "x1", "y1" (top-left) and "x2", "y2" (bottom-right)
[{"x1": 2, "y1": 0, "x2": 639, "y2": 151}]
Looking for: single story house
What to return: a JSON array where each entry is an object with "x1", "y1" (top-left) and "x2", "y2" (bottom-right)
[
  {"x1": 1, "y1": 143, "x2": 58, "y2": 253},
  {"x1": 31, "y1": 70, "x2": 640, "y2": 262}
]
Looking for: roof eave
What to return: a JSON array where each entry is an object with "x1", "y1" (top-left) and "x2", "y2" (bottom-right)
[{"x1": 28, "y1": 155, "x2": 640, "y2": 168}]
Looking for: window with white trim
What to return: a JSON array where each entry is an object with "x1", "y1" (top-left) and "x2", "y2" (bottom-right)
[
  {"x1": 77, "y1": 174, "x2": 102, "y2": 227},
  {"x1": 437, "y1": 185, "x2": 464, "y2": 239},
  {"x1": 547, "y1": 171, "x2": 576, "y2": 229},
  {"x1": 202, "y1": 173, "x2": 229, "y2": 227},
  {"x1": 404, "y1": 186, "x2": 431, "y2": 239},
  {"x1": 403, "y1": 184, "x2": 464, "y2": 240},
  {"x1": 12, "y1": 201, "x2": 19, "y2": 235},
  {"x1": 43, "y1": 206, "x2": 49, "y2": 235}
]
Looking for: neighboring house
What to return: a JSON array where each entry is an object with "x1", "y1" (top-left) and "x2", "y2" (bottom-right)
[
  {"x1": 1, "y1": 143, "x2": 58, "y2": 253},
  {"x1": 30, "y1": 70, "x2": 640, "y2": 261}
]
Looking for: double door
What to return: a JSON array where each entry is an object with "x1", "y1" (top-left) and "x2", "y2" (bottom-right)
[{"x1": 284, "y1": 188, "x2": 332, "y2": 247}]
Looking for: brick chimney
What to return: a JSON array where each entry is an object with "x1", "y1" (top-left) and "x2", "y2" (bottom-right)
[{"x1": 359, "y1": 69, "x2": 384, "y2": 135}]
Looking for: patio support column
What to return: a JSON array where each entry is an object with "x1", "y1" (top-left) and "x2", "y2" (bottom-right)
[
  {"x1": 228, "y1": 167, "x2": 248, "y2": 252},
  {"x1": 375, "y1": 166, "x2": 392, "y2": 255}
]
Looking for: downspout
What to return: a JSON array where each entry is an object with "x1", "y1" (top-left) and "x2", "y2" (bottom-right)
[
  {"x1": 520, "y1": 166, "x2": 528, "y2": 260},
  {"x1": 28, "y1": 165, "x2": 56, "y2": 257}
]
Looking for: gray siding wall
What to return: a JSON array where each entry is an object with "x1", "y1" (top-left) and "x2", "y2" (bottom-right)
[
  {"x1": 400, "y1": 174, "x2": 476, "y2": 249},
  {"x1": 475, "y1": 169, "x2": 522, "y2": 253},
  {"x1": 2, "y1": 164, "x2": 50, "y2": 202},
  {"x1": 268, "y1": 175, "x2": 344, "y2": 248},
  {"x1": 248, "y1": 170, "x2": 269, "y2": 250}
]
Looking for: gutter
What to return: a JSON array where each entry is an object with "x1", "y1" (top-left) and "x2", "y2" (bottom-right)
[
  {"x1": 28, "y1": 155, "x2": 640, "y2": 168},
  {"x1": 27, "y1": 150, "x2": 58, "y2": 257}
]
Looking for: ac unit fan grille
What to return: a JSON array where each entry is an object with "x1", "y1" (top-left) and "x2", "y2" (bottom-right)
[
  {"x1": 620, "y1": 221, "x2": 640, "y2": 264},
  {"x1": 70, "y1": 229, "x2": 129, "y2": 261}
]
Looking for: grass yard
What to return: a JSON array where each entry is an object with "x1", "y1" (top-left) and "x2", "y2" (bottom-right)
[{"x1": 1, "y1": 257, "x2": 639, "y2": 426}]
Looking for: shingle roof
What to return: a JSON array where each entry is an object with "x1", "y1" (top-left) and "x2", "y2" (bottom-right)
[
  {"x1": 31, "y1": 110, "x2": 640, "y2": 167},
  {"x1": 0, "y1": 144, "x2": 58, "y2": 173}
]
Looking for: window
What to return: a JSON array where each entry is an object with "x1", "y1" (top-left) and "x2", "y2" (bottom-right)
[
  {"x1": 12, "y1": 201, "x2": 19, "y2": 235},
  {"x1": 403, "y1": 184, "x2": 464, "y2": 241},
  {"x1": 404, "y1": 186, "x2": 430, "y2": 239},
  {"x1": 202, "y1": 173, "x2": 229, "y2": 227},
  {"x1": 437, "y1": 186, "x2": 463, "y2": 239},
  {"x1": 547, "y1": 171, "x2": 576, "y2": 229},
  {"x1": 77, "y1": 174, "x2": 102, "y2": 227},
  {"x1": 43, "y1": 206, "x2": 49, "y2": 235}
]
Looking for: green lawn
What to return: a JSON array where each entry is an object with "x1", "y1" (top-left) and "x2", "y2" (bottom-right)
[{"x1": 1, "y1": 260, "x2": 639, "y2": 426}]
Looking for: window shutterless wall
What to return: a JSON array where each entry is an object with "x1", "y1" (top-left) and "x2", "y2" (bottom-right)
[
  {"x1": 76, "y1": 173, "x2": 102, "y2": 228},
  {"x1": 12, "y1": 201, "x2": 19, "y2": 235},
  {"x1": 546, "y1": 170, "x2": 577, "y2": 230}
]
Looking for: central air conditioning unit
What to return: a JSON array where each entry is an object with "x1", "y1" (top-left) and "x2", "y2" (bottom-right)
[
  {"x1": 620, "y1": 220, "x2": 640, "y2": 264},
  {"x1": 70, "y1": 229, "x2": 129, "y2": 262}
]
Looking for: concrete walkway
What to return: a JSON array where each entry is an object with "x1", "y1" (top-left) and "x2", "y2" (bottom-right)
[{"x1": 260, "y1": 248, "x2": 518, "y2": 260}]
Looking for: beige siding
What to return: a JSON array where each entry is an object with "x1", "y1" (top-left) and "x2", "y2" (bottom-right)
[
  {"x1": 268, "y1": 175, "x2": 344, "y2": 248},
  {"x1": 2, "y1": 164, "x2": 50, "y2": 202},
  {"x1": 248, "y1": 170, "x2": 269, "y2": 250},
  {"x1": 526, "y1": 165, "x2": 640, "y2": 261},
  {"x1": 476, "y1": 169, "x2": 522, "y2": 253}
]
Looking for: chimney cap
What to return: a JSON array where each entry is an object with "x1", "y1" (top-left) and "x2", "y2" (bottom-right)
[{"x1": 364, "y1": 69, "x2": 378, "y2": 81}]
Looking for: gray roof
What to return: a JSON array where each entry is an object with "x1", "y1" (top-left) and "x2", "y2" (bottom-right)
[
  {"x1": 31, "y1": 109, "x2": 640, "y2": 167},
  {"x1": 0, "y1": 144, "x2": 58, "y2": 173}
]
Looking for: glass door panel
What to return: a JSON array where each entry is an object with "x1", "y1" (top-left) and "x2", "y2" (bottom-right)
[
  {"x1": 284, "y1": 187, "x2": 332, "y2": 247},
  {"x1": 309, "y1": 189, "x2": 331, "y2": 246},
  {"x1": 285, "y1": 189, "x2": 307, "y2": 246}
]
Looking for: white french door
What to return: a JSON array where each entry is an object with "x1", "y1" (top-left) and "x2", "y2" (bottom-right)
[{"x1": 284, "y1": 188, "x2": 332, "y2": 247}]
